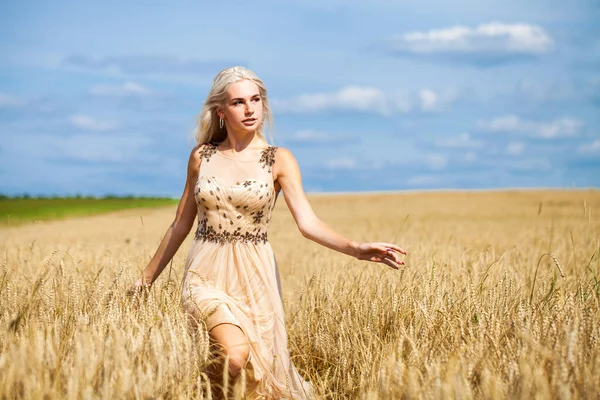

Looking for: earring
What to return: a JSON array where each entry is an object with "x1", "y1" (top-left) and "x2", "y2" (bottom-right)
[{"x1": 219, "y1": 117, "x2": 224, "y2": 129}]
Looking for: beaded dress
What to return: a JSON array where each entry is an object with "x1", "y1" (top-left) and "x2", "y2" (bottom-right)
[{"x1": 180, "y1": 142, "x2": 314, "y2": 399}]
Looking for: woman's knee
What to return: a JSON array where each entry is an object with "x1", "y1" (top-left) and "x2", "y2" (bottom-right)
[
  {"x1": 208, "y1": 323, "x2": 250, "y2": 377},
  {"x1": 226, "y1": 343, "x2": 250, "y2": 377}
]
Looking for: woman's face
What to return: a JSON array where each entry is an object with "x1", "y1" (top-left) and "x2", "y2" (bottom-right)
[{"x1": 217, "y1": 79, "x2": 264, "y2": 135}]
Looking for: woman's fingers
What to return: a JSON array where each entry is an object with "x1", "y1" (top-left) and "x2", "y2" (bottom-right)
[
  {"x1": 126, "y1": 282, "x2": 151, "y2": 297},
  {"x1": 386, "y1": 249, "x2": 404, "y2": 265},
  {"x1": 373, "y1": 252, "x2": 404, "y2": 269},
  {"x1": 372, "y1": 242, "x2": 407, "y2": 255},
  {"x1": 381, "y1": 257, "x2": 399, "y2": 270},
  {"x1": 359, "y1": 242, "x2": 407, "y2": 269},
  {"x1": 387, "y1": 254, "x2": 405, "y2": 266},
  {"x1": 384, "y1": 243, "x2": 407, "y2": 255}
]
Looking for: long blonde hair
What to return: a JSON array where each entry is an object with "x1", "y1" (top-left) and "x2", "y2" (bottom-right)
[{"x1": 194, "y1": 66, "x2": 273, "y2": 145}]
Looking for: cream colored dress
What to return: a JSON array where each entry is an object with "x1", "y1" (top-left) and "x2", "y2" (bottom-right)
[{"x1": 180, "y1": 142, "x2": 314, "y2": 399}]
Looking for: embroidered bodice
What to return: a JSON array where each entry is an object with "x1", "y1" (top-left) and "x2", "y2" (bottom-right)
[{"x1": 194, "y1": 141, "x2": 278, "y2": 244}]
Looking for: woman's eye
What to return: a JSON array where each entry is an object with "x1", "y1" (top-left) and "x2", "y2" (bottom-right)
[{"x1": 253, "y1": 97, "x2": 261, "y2": 102}]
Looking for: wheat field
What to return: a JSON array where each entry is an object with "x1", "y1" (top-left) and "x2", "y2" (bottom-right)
[{"x1": 1, "y1": 190, "x2": 599, "y2": 399}]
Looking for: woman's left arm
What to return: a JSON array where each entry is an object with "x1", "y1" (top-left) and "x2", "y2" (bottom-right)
[{"x1": 273, "y1": 147, "x2": 407, "y2": 270}]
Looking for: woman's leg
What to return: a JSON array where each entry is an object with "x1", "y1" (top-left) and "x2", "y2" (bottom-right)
[{"x1": 207, "y1": 322, "x2": 251, "y2": 399}]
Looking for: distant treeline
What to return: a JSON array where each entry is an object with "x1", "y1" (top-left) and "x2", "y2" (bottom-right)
[
  {"x1": 0, "y1": 195, "x2": 179, "y2": 225},
  {"x1": 0, "y1": 194, "x2": 176, "y2": 200}
]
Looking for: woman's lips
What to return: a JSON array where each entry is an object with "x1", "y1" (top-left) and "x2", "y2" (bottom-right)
[{"x1": 243, "y1": 119, "x2": 256, "y2": 125}]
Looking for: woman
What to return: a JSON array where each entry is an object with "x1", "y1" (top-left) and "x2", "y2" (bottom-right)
[{"x1": 130, "y1": 66, "x2": 406, "y2": 399}]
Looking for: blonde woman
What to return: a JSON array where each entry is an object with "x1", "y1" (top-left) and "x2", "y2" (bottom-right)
[{"x1": 130, "y1": 66, "x2": 406, "y2": 399}]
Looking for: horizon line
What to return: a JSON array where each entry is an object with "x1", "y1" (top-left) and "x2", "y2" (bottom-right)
[{"x1": 3, "y1": 186, "x2": 598, "y2": 200}]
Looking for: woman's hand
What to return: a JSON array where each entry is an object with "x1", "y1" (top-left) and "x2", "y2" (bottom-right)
[
  {"x1": 125, "y1": 277, "x2": 152, "y2": 297},
  {"x1": 355, "y1": 242, "x2": 407, "y2": 270}
]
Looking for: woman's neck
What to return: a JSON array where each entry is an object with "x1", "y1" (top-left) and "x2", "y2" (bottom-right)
[{"x1": 219, "y1": 132, "x2": 266, "y2": 153}]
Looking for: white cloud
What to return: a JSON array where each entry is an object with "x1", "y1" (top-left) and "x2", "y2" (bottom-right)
[
  {"x1": 274, "y1": 86, "x2": 455, "y2": 115},
  {"x1": 426, "y1": 155, "x2": 447, "y2": 170},
  {"x1": 463, "y1": 152, "x2": 477, "y2": 162},
  {"x1": 0, "y1": 93, "x2": 25, "y2": 108},
  {"x1": 407, "y1": 175, "x2": 439, "y2": 186},
  {"x1": 513, "y1": 81, "x2": 580, "y2": 103},
  {"x1": 434, "y1": 132, "x2": 482, "y2": 149},
  {"x1": 273, "y1": 85, "x2": 389, "y2": 115},
  {"x1": 289, "y1": 129, "x2": 324, "y2": 141},
  {"x1": 578, "y1": 140, "x2": 600, "y2": 154},
  {"x1": 68, "y1": 114, "x2": 118, "y2": 131},
  {"x1": 4, "y1": 132, "x2": 152, "y2": 164},
  {"x1": 90, "y1": 81, "x2": 152, "y2": 97},
  {"x1": 286, "y1": 129, "x2": 343, "y2": 144},
  {"x1": 418, "y1": 89, "x2": 438, "y2": 111},
  {"x1": 61, "y1": 135, "x2": 152, "y2": 163},
  {"x1": 538, "y1": 118, "x2": 582, "y2": 138},
  {"x1": 506, "y1": 142, "x2": 525, "y2": 156},
  {"x1": 479, "y1": 115, "x2": 583, "y2": 138},
  {"x1": 485, "y1": 115, "x2": 521, "y2": 131},
  {"x1": 384, "y1": 22, "x2": 553, "y2": 55},
  {"x1": 325, "y1": 158, "x2": 357, "y2": 170},
  {"x1": 510, "y1": 159, "x2": 552, "y2": 172},
  {"x1": 63, "y1": 54, "x2": 240, "y2": 77}
]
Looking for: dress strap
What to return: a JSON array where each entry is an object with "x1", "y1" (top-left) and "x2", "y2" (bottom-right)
[
  {"x1": 200, "y1": 142, "x2": 277, "y2": 170},
  {"x1": 198, "y1": 141, "x2": 219, "y2": 163},
  {"x1": 259, "y1": 145, "x2": 278, "y2": 173}
]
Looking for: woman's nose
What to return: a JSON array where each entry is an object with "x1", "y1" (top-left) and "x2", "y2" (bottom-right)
[{"x1": 245, "y1": 103, "x2": 254, "y2": 114}]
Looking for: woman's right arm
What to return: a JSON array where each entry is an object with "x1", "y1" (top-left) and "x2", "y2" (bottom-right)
[{"x1": 130, "y1": 145, "x2": 202, "y2": 290}]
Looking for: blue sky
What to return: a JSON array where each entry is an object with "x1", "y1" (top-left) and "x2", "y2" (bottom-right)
[{"x1": 1, "y1": 0, "x2": 599, "y2": 196}]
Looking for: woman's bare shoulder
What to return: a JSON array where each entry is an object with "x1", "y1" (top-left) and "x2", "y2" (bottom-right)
[
  {"x1": 272, "y1": 146, "x2": 302, "y2": 181},
  {"x1": 273, "y1": 146, "x2": 297, "y2": 164},
  {"x1": 187, "y1": 144, "x2": 205, "y2": 173},
  {"x1": 190, "y1": 142, "x2": 218, "y2": 160}
]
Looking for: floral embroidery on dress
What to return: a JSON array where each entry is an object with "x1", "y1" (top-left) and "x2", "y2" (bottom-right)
[
  {"x1": 194, "y1": 222, "x2": 268, "y2": 244},
  {"x1": 259, "y1": 145, "x2": 278, "y2": 172},
  {"x1": 194, "y1": 144, "x2": 276, "y2": 246},
  {"x1": 198, "y1": 142, "x2": 219, "y2": 162},
  {"x1": 253, "y1": 210, "x2": 264, "y2": 224}
]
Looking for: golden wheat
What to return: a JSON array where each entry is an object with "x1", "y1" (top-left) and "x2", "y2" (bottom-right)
[{"x1": 1, "y1": 190, "x2": 599, "y2": 399}]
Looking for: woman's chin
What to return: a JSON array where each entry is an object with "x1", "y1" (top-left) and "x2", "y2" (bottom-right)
[{"x1": 237, "y1": 124, "x2": 258, "y2": 133}]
